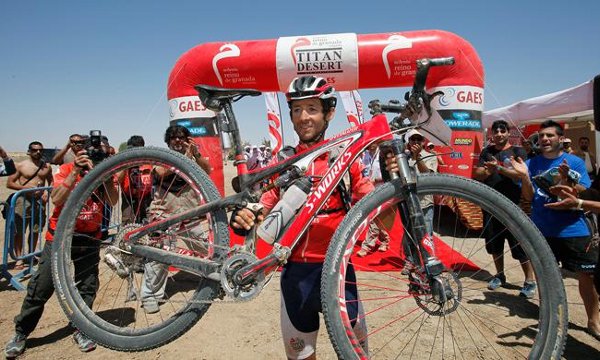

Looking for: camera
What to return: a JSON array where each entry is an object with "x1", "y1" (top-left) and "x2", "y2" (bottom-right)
[{"x1": 84, "y1": 130, "x2": 108, "y2": 166}]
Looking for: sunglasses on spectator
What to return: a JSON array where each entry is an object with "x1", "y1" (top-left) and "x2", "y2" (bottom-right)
[
  {"x1": 71, "y1": 140, "x2": 85, "y2": 145},
  {"x1": 409, "y1": 136, "x2": 424, "y2": 142},
  {"x1": 29, "y1": 148, "x2": 43, "y2": 153},
  {"x1": 492, "y1": 128, "x2": 508, "y2": 134},
  {"x1": 170, "y1": 136, "x2": 187, "y2": 141}
]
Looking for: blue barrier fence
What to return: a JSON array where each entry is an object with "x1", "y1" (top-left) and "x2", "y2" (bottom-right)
[{"x1": 1, "y1": 187, "x2": 52, "y2": 290}]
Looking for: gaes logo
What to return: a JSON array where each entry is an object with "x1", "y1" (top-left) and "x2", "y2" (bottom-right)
[
  {"x1": 437, "y1": 88, "x2": 456, "y2": 107},
  {"x1": 382, "y1": 34, "x2": 413, "y2": 79},
  {"x1": 212, "y1": 43, "x2": 241, "y2": 86},
  {"x1": 169, "y1": 99, "x2": 178, "y2": 118}
]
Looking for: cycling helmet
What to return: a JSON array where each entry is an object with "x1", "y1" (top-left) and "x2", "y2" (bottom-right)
[{"x1": 285, "y1": 76, "x2": 337, "y2": 110}]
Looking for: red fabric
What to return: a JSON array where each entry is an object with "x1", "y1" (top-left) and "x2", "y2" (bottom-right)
[{"x1": 46, "y1": 163, "x2": 104, "y2": 241}]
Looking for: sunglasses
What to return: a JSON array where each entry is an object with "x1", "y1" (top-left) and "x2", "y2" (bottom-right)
[
  {"x1": 71, "y1": 140, "x2": 85, "y2": 145},
  {"x1": 29, "y1": 148, "x2": 43, "y2": 153},
  {"x1": 409, "y1": 136, "x2": 424, "y2": 142},
  {"x1": 492, "y1": 128, "x2": 508, "y2": 134}
]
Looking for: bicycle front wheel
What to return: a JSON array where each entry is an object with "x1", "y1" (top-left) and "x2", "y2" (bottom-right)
[
  {"x1": 322, "y1": 173, "x2": 567, "y2": 359},
  {"x1": 51, "y1": 147, "x2": 229, "y2": 351}
]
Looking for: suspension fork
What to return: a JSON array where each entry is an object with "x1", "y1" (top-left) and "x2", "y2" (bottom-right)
[{"x1": 385, "y1": 139, "x2": 445, "y2": 278}]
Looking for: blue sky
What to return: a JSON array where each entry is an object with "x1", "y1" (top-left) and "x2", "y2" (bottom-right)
[{"x1": 1, "y1": 1, "x2": 599, "y2": 151}]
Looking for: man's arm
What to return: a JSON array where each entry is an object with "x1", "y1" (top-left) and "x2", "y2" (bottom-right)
[
  {"x1": 6, "y1": 165, "x2": 23, "y2": 191},
  {"x1": 52, "y1": 141, "x2": 70, "y2": 165},
  {"x1": 0, "y1": 146, "x2": 16, "y2": 176}
]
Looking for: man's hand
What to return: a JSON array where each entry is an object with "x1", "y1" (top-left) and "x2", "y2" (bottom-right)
[
  {"x1": 545, "y1": 185, "x2": 580, "y2": 210},
  {"x1": 509, "y1": 156, "x2": 528, "y2": 180},
  {"x1": 407, "y1": 142, "x2": 423, "y2": 160},
  {"x1": 184, "y1": 137, "x2": 201, "y2": 159},
  {"x1": 231, "y1": 208, "x2": 264, "y2": 231},
  {"x1": 74, "y1": 150, "x2": 93, "y2": 171},
  {"x1": 384, "y1": 153, "x2": 398, "y2": 173}
]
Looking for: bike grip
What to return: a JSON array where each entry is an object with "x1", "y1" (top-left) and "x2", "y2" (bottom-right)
[
  {"x1": 429, "y1": 57, "x2": 455, "y2": 66},
  {"x1": 379, "y1": 102, "x2": 405, "y2": 113}
]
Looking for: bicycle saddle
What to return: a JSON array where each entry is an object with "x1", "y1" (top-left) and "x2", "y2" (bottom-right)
[{"x1": 195, "y1": 85, "x2": 262, "y2": 111}]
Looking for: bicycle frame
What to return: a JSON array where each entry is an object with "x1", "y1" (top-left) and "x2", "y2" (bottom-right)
[{"x1": 126, "y1": 57, "x2": 453, "y2": 287}]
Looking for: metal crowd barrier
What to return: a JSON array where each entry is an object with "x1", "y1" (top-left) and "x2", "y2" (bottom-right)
[{"x1": 1, "y1": 187, "x2": 52, "y2": 290}]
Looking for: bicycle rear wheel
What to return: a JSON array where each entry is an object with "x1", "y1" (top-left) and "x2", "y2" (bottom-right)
[
  {"x1": 322, "y1": 173, "x2": 567, "y2": 359},
  {"x1": 51, "y1": 147, "x2": 229, "y2": 351}
]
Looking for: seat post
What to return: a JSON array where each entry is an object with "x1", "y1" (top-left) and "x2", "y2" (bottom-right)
[{"x1": 222, "y1": 100, "x2": 250, "y2": 183}]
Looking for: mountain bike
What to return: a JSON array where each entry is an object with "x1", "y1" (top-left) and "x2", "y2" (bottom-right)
[{"x1": 51, "y1": 57, "x2": 567, "y2": 359}]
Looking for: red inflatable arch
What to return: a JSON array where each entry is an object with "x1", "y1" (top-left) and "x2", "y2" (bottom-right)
[{"x1": 167, "y1": 30, "x2": 485, "y2": 194}]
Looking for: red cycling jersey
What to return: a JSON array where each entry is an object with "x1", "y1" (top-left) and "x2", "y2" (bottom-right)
[
  {"x1": 46, "y1": 162, "x2": 105, "y2": 241},
  {"x1": 261, "y1": 143, "x2": 374, "y2": 263}
]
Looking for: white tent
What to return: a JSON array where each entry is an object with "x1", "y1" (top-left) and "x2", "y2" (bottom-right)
[
  {"x1": 483, "y1": 76, "x2": 599, "y2": 163},
  {"x1": 482, "y1": 78, "x2": 595, "y2": 129}
]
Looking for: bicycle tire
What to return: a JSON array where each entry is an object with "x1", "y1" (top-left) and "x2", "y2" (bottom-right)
[
  {"x1": 322, "y1": 173, "x2": 567, "y2": 359},
  {"x1": 52, "y1": 146, "x2": 230, "y2": 351}
]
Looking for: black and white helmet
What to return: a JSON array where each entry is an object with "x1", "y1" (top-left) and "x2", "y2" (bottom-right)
[{"x1": 285, "y1": 76, "x2": 337, "y2": 110}]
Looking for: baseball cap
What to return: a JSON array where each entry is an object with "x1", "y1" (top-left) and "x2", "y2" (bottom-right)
[
  {"x1": 426, "y1": 142, "x2": 434, "y2": 148},
  {"x1": 563, "y1": 138, "x2": 572, "y2": 143},
  {"x1": 405, "y1": 129, "x2": 425, "y2": 142}
]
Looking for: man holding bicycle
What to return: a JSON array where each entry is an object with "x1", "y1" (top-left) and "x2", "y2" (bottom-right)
[{"x1": 232, "y1": 76, "x2": 374, "y2": 359}]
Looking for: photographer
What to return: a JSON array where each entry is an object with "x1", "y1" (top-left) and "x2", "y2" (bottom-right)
[
  {"x1": 4, "y1": 141, "x2": 118, "y2": 358},
  {"x1": 52, "y1": 134, "x2": 85, "y2": 165}
]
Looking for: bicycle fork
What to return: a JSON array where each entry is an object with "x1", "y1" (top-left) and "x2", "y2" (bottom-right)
[{"x1": 385, "y1": 139, "x2": 455, "y2": 303}]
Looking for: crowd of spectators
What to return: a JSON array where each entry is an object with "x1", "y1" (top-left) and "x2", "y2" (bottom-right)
[{"x1": 0, "y1": 113, "x2": 599, "y2": 359}]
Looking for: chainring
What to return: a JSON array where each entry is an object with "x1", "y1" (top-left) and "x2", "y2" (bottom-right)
[{"x1": 220, "y1": 253, "x2": 265, "y2": 302}]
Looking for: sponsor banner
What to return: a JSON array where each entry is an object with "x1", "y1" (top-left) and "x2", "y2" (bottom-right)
[
  {"x1": 170, "y1": 118, "x2": 218, "y2": 137},
  {"x1": 276, "y1": 33, "x2": 359, "y2": 91},
  {"x1": 169, "y1": 96, "x2": 217, "y2": 121},
  {"x1": 431, "y1": 86, "x2": 484, "y2": 112},
  {"x1": 450, "y1": 152, "x2": 463, "y2": 159},
  {"x1": 438, "y1": 110, "x2": 482, "y2": 130},
  {"x1": 264, "y1": 92, "x2": 284, "y2": 155},
  {"x1": 339, "y1": 90, "x2": 364, "y2": 126},
  {"x1": 454, "y1": 138, "x2": 473, "y2": 146}
]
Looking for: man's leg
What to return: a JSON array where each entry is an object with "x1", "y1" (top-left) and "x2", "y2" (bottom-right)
[
  {"x1": 72, "y1": 237, "x2": 100, "y2": 308},
  {"x1": 13, "y1": 243, "x2": 54, "y2": 337}
]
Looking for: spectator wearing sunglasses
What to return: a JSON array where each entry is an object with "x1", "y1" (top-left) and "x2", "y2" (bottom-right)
[
  {"x1": 474, "y1": 120, "x2": 536, "y2": 298},
  {"x1": 6, "y1": 142, "x2": 53, "y2": 270},
  {"x1": 52, "y1": 134, "x2": 85, "y2": 165}
]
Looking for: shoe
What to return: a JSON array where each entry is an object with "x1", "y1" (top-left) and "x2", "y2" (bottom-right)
[
  {"x1": 4, "y1": 333, "x2": 27, "y2": 358},
  {"x1": 378, "y1": 244, "x2": 389, "y2": 252},
  {"x1": 519, "y1": 281, "x2": 537, "y2": 299},
  {"x1": 487, "y1": 274, "x2": 506, "y2": 290},
  {"x1": 143, "y1": 300, "x2": 160, "y2": 314},
  {"x1": 73, "y1": 330, "x2": 96, "y2": 353}
]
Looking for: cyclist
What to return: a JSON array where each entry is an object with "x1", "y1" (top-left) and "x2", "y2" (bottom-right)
[{"x1": 231, "y1": 76, "x2": 374, "y2": 359}]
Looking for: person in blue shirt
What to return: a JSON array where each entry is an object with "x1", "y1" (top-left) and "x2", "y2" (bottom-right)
[{"x1": 511, "y1": 119, "x2": 599, "y2": 340}]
